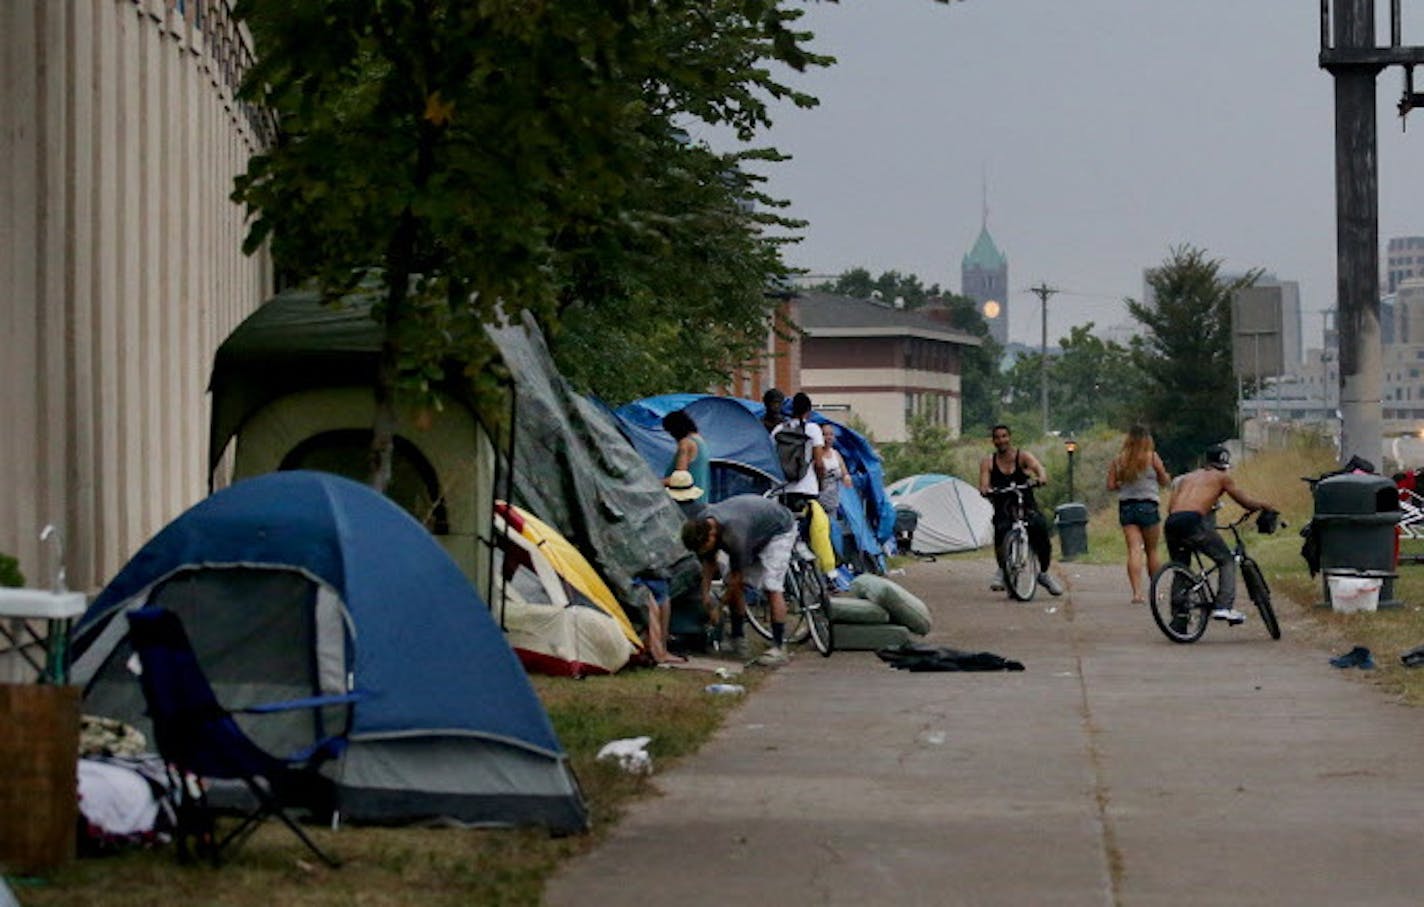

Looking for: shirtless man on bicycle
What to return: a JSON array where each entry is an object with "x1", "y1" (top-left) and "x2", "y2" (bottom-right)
[{"x1": 1164, "y1": 444, "x2": 1276, "y2": 624}]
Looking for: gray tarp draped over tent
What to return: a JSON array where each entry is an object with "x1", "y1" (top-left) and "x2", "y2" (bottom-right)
[{"x1": 487, "y1": 314, "x2": 695, "y2": 605}]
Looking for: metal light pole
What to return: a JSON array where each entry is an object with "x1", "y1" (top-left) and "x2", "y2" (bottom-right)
[{"x1": 1064, "y1": 438, "x2": 1077, "y2": 501}]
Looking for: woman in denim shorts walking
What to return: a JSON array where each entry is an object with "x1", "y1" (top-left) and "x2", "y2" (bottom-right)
[{"x1": 1106, "y1": 425, "x2": 1172, "y2": 603}]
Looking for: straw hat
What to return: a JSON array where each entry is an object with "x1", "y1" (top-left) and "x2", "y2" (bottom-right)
[{"x1": 666, "y1": 470, "x2": 704, "y2": 502}]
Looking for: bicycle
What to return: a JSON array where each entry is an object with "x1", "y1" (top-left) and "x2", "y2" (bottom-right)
[
  {"x1": 1148, "y1": 509, "x2": 1282, "y2": 644},
  {"x1": 986, "y1": 481, "x2": 1042, "y2": 601}
]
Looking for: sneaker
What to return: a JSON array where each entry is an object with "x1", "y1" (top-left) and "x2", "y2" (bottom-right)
[
  {"x1": 729, "y1": 635, "x2": 750, "y2": 658},
  {"x1": 990, "y1": 569, "x2": 1006, "y2": 592},
  {"x1": 754, "y1": 646, "x2": 789, "y2": 668},
  {"x1": 1169, "y1": 613, "x2": 1190, "y2": 636},
  {"x1": 1210, "y1": 607, "x2": 1247, "y2": 624},
  {"x1": 1037, "y1": 572, "x2": 1065, "y2": 596},
  {"x1": 1330, "y1": 645, "x2": 1375, "y2": 669}
]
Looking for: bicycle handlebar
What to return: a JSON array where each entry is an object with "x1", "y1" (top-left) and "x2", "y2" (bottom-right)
[
  {"x1": 1221, "y1": 508, "x2": 1287, "y2": 532},
  {"x1": 984, "y1": 481, "x2": 1044, "y2": 496}
]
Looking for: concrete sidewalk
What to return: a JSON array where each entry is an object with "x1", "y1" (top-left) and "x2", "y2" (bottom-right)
[{"x1": 545, "y1": 557, "x2": 1424, "y2": 906}]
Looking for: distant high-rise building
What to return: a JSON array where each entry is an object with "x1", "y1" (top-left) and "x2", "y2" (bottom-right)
[
  {"x1": 1386, "y1": 236, "x2": 1424, "y2": 294},
  {"x1": 961, "y1": 221, "x2": 1008, "y2": 346},
  {"x1": 1395, "y1": 278, "x2": 1424, "y2": 344}
]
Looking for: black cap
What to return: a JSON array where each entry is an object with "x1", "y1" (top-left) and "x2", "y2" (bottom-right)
[{"x1": 1205, "y1": 444, "x2": 1231, "y2": 470}]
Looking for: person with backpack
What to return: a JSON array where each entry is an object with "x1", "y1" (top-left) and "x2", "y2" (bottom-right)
[{"x1": 771, "y1": 392, "x2": 825, "y2": 512}]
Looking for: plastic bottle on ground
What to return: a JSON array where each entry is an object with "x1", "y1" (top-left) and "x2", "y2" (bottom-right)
[{"x1": 704, "y1": 683, "x2": 746, "y2": 696}]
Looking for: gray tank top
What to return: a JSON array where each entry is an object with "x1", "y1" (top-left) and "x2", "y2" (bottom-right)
[{"x1": 1116, "y1": 461, "x2": 1160, "y2": 503}]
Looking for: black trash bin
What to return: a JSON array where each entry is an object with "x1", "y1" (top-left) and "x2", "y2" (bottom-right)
[
  {"x1": 893, "y1": 506, "x2": 920, "y2": 555},
  {"x1": 1055, "y1": 502, "x2": 1089, "y2": 561},
  {"x1": 1312, "y1": 473, "x2": 1401, "y2": 608}
]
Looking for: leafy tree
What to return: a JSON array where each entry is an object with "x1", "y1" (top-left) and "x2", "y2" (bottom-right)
[
  {"x1": 1126, "y1": 246, "x2": 1259, "y2": 470},
  {"x1": 1002, "y1": 324, "x2": 1142, "y2": 434},
  {"x1": 231, "y1": 0, "x2": 830, "y2": 487},
  {"x1": 814, "y1": 268, "x2": 942, "y2": 308},
  {"x1": 551, "y1": 142, "x2": 803, "y2": 403},
  {"x1": 880, "y1": 410, "x2": 955, "y2": 482}
]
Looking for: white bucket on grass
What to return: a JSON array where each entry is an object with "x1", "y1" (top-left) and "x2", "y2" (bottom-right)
[{"x1": 1328, "y1": 574, "x2": 1382, "y2": 614}]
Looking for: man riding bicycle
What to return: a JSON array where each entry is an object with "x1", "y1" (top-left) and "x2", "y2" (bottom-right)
[
  {"x1": 978, "y1": 424, "x2": 1063, "y2": 596},
  {"x1": 1163, "y1": 444, "x2": 1276, "y2": 624}
]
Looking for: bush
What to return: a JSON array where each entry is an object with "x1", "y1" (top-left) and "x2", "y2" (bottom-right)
[{"x1": 0, "y1": 552, "x2": 23, "y2": 588}]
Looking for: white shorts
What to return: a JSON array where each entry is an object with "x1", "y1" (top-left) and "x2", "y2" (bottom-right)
[{"x1": 743, "y1": 525, "x2": 797, "y2": 594}]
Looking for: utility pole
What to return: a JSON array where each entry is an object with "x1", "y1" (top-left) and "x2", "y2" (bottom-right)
[
  {"x1": 1029, "y1": 282, "x2": 1059, "y2": 434},
  {"x1": 1319, "y1": 0, "x2": 1424, "y2": 466}
]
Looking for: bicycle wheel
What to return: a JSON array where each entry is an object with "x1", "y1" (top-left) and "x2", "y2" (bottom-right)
[
  {"x1": 796, "y1": 561, "x2": 834, "y2": 657},
  {"x1": 1002, "y1": 529, "x2": 1038, "y2": 601},
  {"x1": 1149, "y1": 563, "x2": 1210, "y2": 643},
  {"x1": 1241, "y1": 558, "x2": 1281, "y2": 640},
  {"x1": 745, "y1": 568, "x2": 811, "y2": 645}
]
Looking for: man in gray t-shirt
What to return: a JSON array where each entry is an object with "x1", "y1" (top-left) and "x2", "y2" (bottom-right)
[{"x1": 681, "y1": 495, "x2": 798, "y2": 666}]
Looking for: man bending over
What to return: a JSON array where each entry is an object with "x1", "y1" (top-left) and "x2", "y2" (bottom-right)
[{"x1": 681, "y1": 494, "x2": 798, "y2": 668}]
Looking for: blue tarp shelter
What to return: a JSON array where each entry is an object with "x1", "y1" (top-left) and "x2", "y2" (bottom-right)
[
  {"x1": 610, "y1": 394, "x2": 895, "y2": 567},
  {"x1": 71, "y1": 471, "x2": 588, "y2": 832}
]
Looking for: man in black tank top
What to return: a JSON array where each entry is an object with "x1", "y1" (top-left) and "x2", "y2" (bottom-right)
[{"x1": 977, "y1": 424, "x2": 1063, "y2": 595}]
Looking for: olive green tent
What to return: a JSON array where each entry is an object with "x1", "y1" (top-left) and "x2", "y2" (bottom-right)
[
  {"x1": 208, "y1": 288, "x2": 497, "y2": 590},
  {"x1": 209, "y1": 293, "x2": 693, "y2": 615}
]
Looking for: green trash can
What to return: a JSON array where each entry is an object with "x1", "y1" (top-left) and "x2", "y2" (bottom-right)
[
  {"x1": 1055, "y1": 502, "x2": 1089, "y2": 561},
  {"x1": 1312, "y1": 473, "x2": 1400, "y2": 608}
]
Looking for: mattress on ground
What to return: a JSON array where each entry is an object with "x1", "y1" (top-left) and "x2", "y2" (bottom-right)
[
  {"x1": 829, "y1": 596, "x2": 891, "y2": 625},
  {"x1": 848, "y1": 574, "x2": 932, "y2": 635},
  {"x1": 831, "y1": 622, "x2": 914, "y2": 651}
]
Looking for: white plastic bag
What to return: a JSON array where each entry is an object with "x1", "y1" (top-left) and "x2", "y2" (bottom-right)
[{"x1": 595, "y1": 736, "x2": 653, "y2": 775}]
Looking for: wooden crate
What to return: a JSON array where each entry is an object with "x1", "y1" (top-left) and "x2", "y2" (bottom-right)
[{"x1": 0, "y1": 684, "x2": 79, "y2": 873}]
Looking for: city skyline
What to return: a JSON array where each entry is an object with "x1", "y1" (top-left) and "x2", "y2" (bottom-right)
[{"x1": 700, "y1": 1, "x2": 1424, "y2": 352}]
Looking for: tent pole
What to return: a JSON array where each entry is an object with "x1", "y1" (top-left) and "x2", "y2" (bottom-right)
[{"x1": 494, "y1": 382, "x2": 519, "y2": 630}]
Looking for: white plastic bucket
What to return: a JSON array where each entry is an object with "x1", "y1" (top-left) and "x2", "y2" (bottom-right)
[{"x1": 1328, "y1": 575, "x2": 1382, "y2": 614}]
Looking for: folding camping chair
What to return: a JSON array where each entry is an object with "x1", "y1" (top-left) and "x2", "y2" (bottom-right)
[
  {"x1": 125, "y1": 606, "x2": 364, "y2": 868},
  {"x1": 1398, "y1": 472, "x2": 1424, "y2": 542}
]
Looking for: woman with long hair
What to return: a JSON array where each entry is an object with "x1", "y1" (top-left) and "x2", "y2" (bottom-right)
[
  {"x1": 1107, "y1": 425, "x2": 1171, "y2": 603},
  {"x1": 661, "y1": 409, "x2": 711, "y2": 498}
]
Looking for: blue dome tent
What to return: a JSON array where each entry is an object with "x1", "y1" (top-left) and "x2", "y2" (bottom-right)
[{"x1": 71, "y1": 471, "x2": 587, "y2": 833}]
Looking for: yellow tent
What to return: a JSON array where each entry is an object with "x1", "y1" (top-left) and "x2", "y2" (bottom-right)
[{"x1": 506, "y1": 504, "x2": 644, "y2": 650}]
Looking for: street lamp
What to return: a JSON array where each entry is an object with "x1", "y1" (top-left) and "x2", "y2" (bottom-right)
[{"x1": 1064, "y1": 438, "x2": 1078, "y2": 502}]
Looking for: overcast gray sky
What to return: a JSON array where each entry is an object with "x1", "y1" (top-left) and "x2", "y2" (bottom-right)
[{"x1": 699, "y1": 0, "x2": 1424, "y2": 349}]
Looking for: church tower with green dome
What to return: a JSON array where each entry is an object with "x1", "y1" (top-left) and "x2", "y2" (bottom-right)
[{"x1": 961, "y1": 213, "x2": 1008, "y2": 346}]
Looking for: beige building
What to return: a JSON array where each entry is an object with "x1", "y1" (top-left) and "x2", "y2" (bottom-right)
[
  {"x1": 1392, "y1": 278, "x2": 1424, "y2": 345},
  {"x1": 796, "y1": 292, "x2": 981, "y2": 443},
  {"x1": 1, "y1": 0, "x2": 272, "y2": 591},
  {"x1": 1386, "y1": 236, "x2": 1424, "y2": 294}
]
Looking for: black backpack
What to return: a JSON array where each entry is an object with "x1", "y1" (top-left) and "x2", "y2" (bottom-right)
[{"x1": 775, "y1": 419, "x2": 812, "y2": 482}]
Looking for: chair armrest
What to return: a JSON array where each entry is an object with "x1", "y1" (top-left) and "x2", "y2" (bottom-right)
[{"x1": 238, "y1": 690, "x2": 371, "y2": 715}]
